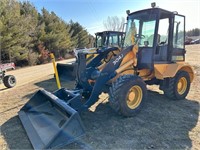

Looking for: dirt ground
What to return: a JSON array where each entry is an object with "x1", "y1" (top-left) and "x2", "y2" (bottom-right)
[{"x1": 0, "y1": 45, "x2": 200, "y2": 149}]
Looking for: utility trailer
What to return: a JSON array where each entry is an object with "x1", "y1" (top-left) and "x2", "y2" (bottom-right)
[{"x1": 0, "y1": 62, "x2": 16, "y2": 88}]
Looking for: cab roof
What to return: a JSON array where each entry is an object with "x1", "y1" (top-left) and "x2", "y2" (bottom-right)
[
  {"x1": 128, "y1": 7, "x2": 184, "y2": 20},
  {"x1": 95, "y1": 31, "x2": 125, "y2": 36}
]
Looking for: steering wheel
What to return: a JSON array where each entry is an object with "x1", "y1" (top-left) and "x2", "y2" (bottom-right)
[
  {"x1": 135, "y1": 34, "x2": 145, "y2": 45},
  {"x1": 135, "y1": 34, "x2": 145, "y2": 39}
]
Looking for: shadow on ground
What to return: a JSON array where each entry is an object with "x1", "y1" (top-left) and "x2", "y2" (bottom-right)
[
  {"x1": 1, "y1": 77, "x2": 199, "y2": 149},
  {"x1": 0, "y1": 87, "x2": 8, "y2": 92},
  {"x1": 75, "y1": 91, "x2": 199, "y2": 149},
  {"x1": 20, "y1": 77, "x2": 76, "y2": 100},
  {"x1": 1, "y1": 116, "x2": 33, "y2": 149}
]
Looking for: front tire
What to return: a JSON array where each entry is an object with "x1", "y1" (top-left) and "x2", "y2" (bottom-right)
[
  {"x1": 109, "y1": 75, "x2": 147, "y2": 117},
  {"x1": 163, "y1": 71, "x2": 190, "y2": 100},
  {"x1": 3, "y1": 75, "x2": 16, "y2": 88}
]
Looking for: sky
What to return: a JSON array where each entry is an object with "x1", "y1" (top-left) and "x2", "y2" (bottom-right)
[{"x1": 22, "y1": 0, "x2": 200, "y2": 35}]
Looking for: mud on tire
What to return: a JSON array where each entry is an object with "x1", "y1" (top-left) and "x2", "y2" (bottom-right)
[{"x1": 109, "y1": 75, "x2": 147, "y2": 117}]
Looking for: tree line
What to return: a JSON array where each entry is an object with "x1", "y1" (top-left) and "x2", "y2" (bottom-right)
[
  {"x1": 1, "y1": 0, "x2": 198, "y2": 66},
  {"x1": 0, "y1": 0, "x2": 93, "y2": 66},
  {"x1": 186, "y1": 28, "x2": 200, "y2": 37},
  {"x1": 103, "y1": 16, "x2": 125, "y2": 31}
]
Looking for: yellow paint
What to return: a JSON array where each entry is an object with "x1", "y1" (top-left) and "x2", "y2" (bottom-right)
[
  {"x1": 119, "y1": 45, "x2": 138, "y2": 68},
  {"x1": 126, "y1": 85, "x2": 142, "y2": 109},
  {"x1": 97, "y1": 62, "x2": 106, "y2": 71},
  {"x1": 132, "y1": 44, "x2": 138, "y2": 67},
  {"x1": 50, "y1": 53, "x2": 61, "y2": 89},
  {"x1": 138, "y1": 69, "x2": 153, "y2": 80},
  {"x1": 154, "y1": 64, "x2": 179, "y2": 79},
  {"x1": 116, "y1": 60, "x2": 134, "y2": 74},
  {"x1": 177, "y1": 77, "x2": 187, "y2": 95},
  {"x1": 154, "y1": 63, "x2": 194, "y2": 82},
  {"x1": 179, "y1": 65, "x2": 195, "y2": 82},
  {"x1": 86, "y1": 53, "x2": 98, "y2": 64}
]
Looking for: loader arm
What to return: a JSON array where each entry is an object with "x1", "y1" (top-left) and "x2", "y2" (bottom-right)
[
  {"x1": 76, "y1": 47, "x2": 120, "y2": 91},
  {"x1": 80, "y1": 45, "x2": 137, "y2": 110}
]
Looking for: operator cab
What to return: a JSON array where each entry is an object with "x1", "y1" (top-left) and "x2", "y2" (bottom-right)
[
  {"x1": 124, "y1": 6, "x2": 185, "y2": 70},
  {"x1": 95, "y1": 31, "x2": 125, "y2": 48}
]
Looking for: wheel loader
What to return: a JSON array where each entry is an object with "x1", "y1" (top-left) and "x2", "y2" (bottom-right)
[
  {"x1": 18, "y1": 4, "x2": 194, "y2": 149},
  {"x1": 56, "y1": 31, "x2": 125, "y2": 80}
]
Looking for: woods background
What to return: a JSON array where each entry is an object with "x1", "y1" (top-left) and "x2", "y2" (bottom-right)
[{"x1": 0, "y1": 0, "x2": 199, "y2": 67}]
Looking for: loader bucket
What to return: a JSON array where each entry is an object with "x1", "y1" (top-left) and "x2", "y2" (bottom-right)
[
  {"x1": 56, "y1": 62, "x2": 77, "y2": 80},
  {"x1": 18, "y1": 89, "x2": 85, "y2": 149}
]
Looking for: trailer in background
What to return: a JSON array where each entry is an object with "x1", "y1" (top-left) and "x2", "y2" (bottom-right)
[{"x1": 0, "y1": 62, "x2": 16, "y2": 88}]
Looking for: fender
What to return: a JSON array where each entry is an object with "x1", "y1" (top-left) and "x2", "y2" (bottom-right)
[{"x1": 154, "y1": 62, "x2": 195, "y2": 82}]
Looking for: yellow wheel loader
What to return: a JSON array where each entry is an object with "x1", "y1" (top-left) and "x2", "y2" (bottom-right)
[
  {"x1": 18, "y1": 4, "x2": 194, "y2": 149},
  {"x1": 56, "y1": 31, "x2": 125, "y2": 80}
]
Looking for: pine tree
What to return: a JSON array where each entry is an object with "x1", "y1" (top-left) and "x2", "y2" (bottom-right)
[
  {"x1": 0, "y1": 0, "x2": 92, "y2": 65},
  {"x1": 20, "y1": 1, "x2": 39, "y2": 65},
  {"x1": 69, "y1": 21, "x2": 89, "y2": 49},
  {"x1": 0, "y1": 0, "x2": 26, "y2": 63},
  {"x1": 186, "y1": 28, "x2": 200, "y2": 36},
  {"x1": 0, "y1": 0, "x2": 38, "y2": 65},
  {"x1": 39, "y1": 8, "x2": 73, "y2": 58}
]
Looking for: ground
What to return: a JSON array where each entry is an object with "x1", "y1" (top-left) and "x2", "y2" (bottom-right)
[{"x1": 0, "y1": 45, "x2": 200, "y2": 149}]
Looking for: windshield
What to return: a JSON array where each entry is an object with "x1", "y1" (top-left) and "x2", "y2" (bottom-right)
[
  {"x1": 124, "y1": 11, "x2": 157, "y2": 47},
  {"x1": 108, "y1": 33, "x2": 119, "y2": 47},
  {"x1": 96, "y1": 33, "x2": 122, "y2": 48},
  {"x1": 96, "y1": 35, "x2": 103, "y2": 48},
  {"x1": 96, "y1": 34, "x2": 108, "y2": 48}
]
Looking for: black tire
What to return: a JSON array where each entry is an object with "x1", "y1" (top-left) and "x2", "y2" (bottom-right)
[
  {"x1": 163, "y1": 71, "x2": 190, "y2": 100},
  {"x1": 3, "y1": 75, "x2": 16, "y2": 88},
  {"x1": 109, "y1": 75, "x2": 147, "y2": 117}
]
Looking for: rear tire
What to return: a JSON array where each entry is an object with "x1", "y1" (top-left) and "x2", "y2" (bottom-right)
[
  {"x1": 109, "y1": 75, "x2": 147, "y2": 117},
  {"x1": 3, "y1": 75, "x2": 16, "y2": 88},
  {"x1": 163, "y1": 71, "x2": 190, "y2": 100}
]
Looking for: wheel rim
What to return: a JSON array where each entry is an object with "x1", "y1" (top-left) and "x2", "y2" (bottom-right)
[
  {"x1": 126, "y1": 85, "x2": 142, "y2": 109},
  {"x1": 177, "y1": 77, "x2": 187, "y2": 95},
  {"x1": 9, "y1": 76, "x2": 16, "y2": 85}
]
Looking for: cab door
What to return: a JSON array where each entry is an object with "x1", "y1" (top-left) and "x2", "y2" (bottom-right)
[
  {"x1": 137, "y1": 19, "x2": 157, "y2": 70},
  {"x1": 171, "y1": 15, "x2": 185, "y2": 62}
]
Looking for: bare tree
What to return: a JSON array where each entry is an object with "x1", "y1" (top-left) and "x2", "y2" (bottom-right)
[{"x1": 103, "y1": 16, "x2": 125, "y2": 31}]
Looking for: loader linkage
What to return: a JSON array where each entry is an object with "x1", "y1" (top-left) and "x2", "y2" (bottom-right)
[{"x1": 18, "y1": 46, "x2": 125, "y2": 149}]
